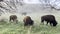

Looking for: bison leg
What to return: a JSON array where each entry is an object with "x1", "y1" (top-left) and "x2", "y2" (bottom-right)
[
  {"x1": 13, "y1": 19, "x2": 17, "y2": 23},
  {"x1": 50, "y1": 22, "x2": 52, "y2": 26},
  {"x1": 46, "y1": 21, "x2": 48, "y2": 25},
  {"x1": 13, "y1": 19, "x2": 15, "y2": 22},
  {"x1": 41, "y1": 19, "x2": 44, "y2": 25},
  {"x1": 24, "y1": 23, "x2": 28, "y2": 26},
  {"x1": 24, "y1": 23, "x2": 28, "y2": 29},
  {"x1": 9, "y1": 18, "x2": 11, "y2": 22}
]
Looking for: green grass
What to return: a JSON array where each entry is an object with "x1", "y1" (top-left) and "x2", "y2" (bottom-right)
[
  {"x1": 0, "y1": 14, "x2": 60, "y2": 34},
  {"x1": 0, "y1": 20, "x2": 60, "y2": 34}
]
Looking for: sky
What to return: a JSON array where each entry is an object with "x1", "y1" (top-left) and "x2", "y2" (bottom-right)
[
  {"x1": 23, "y1": 0, "x2": 41, "y2": 4},
  {"x1": 4, "y1": 0, "x2": 60, "y2": 9},
  {"x1": 23, "y1": 0, "x2": 51, "y2": 4},
  {"x1": 23, "y1": 0, "x2": 60, "y2": 9}
]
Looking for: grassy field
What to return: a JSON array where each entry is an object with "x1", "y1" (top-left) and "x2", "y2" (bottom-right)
[{"x1": 0, "y1": 13, "x2": 60, "y2": 34}]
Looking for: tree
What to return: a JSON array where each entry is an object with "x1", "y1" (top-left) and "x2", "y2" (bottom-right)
[{"x1": 0, "y1": 0, "x2": 3, "y2": 2}]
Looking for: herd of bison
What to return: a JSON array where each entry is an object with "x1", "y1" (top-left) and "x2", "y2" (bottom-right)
[{"x1": 9, "y1": 15, "x2": 58, "y2": 27}]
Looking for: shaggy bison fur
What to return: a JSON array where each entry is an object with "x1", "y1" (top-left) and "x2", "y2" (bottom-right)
[
  {"x1": 23, "y1": 16, "x2": 34, "y2": 26},
  {"x1": 9, "y1": 15, "x2": 17, "y2": 23},
  {"x1": 41, "y1": 15, "x2": 57, "y2": 26}
]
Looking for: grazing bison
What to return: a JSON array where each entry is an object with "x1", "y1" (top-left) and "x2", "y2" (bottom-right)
[
  {"x1": 23, "y1": 16, "x2": 34, "y2": 26},
  {"x1": 9, "y1": 15, "x2": 18, "y2": 23},
  {"x1": 41, "y1": 15, "x2": 57, "y2": 26}
]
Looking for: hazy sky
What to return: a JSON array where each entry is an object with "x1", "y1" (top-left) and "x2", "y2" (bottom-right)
[
  {"x1": 23, "y1": 0, "x2": 41, "y2": 4},
  {"x1": 23, "y1": 0, "x2": 59, "y2": 4},
  {"x1": 23, "y1": 0, "x2": 60, "y2": 9}
]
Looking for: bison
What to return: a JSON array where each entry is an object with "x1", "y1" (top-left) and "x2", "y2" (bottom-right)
[
  {"x1": 41, "y1": 15, "x2": 57, "y2": 26},
  {"x1": 9, "y1": 15, "x2": 18, "y2": 23},
  {"x1": 23, "y1": 16, "x2": 34, "y2": 26}
]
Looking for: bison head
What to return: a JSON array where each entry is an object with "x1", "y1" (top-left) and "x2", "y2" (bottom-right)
[{"x1": 53, "y1": 21, "x2": 58, "y2": 26}]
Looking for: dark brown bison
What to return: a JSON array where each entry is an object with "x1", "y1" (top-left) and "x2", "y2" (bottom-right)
[
  {"x1": 41, "y1": 15, "x2": 57, "y2": 26},
  {"x1": 9, "y1": 15, "x2": 18, "y2": 23},
  {"x1": 23, "y1": 16, "x2": 34, "y2": 26}
]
